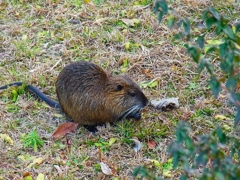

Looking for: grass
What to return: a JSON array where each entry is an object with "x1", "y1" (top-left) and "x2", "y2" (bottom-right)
[{"x1": 0, "y1": 0, "x2": 239, "y2": 179}]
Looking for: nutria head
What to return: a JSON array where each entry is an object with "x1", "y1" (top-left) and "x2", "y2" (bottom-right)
[{"x1": 104, "y1": 74, "x2": 148, "y2": 122}]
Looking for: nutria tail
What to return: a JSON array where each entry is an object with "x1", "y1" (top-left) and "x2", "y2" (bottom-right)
[{"x1": 0, "y1": 82, "x2": 60, "y2": 108}]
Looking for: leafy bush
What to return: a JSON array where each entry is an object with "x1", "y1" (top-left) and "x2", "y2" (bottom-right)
[
  {"x1": 168, "y1": 122, "x2": 240, "y2": 180},
  {"x1": 155, "y1": 0, "x2": 240, "y2": 125},
  {"x1": 133, "y1": 1, "x2": 240, "y2": 179}
]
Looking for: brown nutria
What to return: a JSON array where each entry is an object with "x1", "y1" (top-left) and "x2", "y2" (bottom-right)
[
  {"x1": 0, "y1": 61, "x2": 148, "y2": 132},
  {"x1": 56, "y1": 61, "x2": 148, "y2": 131}
]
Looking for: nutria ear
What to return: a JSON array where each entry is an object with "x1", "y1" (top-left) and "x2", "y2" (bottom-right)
[{"x1": 116, "y1": 85, "x2": 123, "y2": 91}]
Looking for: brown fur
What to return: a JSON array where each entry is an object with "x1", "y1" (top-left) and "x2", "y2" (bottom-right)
[{"x1": 56, "y1": 61, "x2": 148, "y2": 125}]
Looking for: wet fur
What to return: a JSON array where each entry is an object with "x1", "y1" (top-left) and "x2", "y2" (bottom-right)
[{"x1": 56, "y1": 61, "x2": 148, "y2": 126}]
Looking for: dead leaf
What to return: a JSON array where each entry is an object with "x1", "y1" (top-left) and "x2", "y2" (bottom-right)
[
  {"x1": 121, "y1": 18, "x2": 141, "y2": 27},
  {"x1": 0, "y1": 134, "x2": 14, "y2": 145},
  {"x1": 142, "y1": 69, "x2": 153, "y2": 78},
  {"x1": 100, "y1": 162, "x2": 112, "y2": 175},
  {"x1": 121, "y1": 19, "x2": 135, "y2": 26},
  {"x1": 23, "y1": 172, "x2": 31, "y2": 177},
  {"x1": 147, "y1": 140, "x2": 156, "y2": 149},
  {"x1": 215, "y1": 115, "x2": 231, "y2": 120},
  {"x1": 146, "y1": 159, "x2": 161, "y2": 167},
  {"x1": 27, "y1": 157, "x2": 43, "y2": 169},
  {"x1": 151, "y1": 98, "x2": 179, "y2": 112},
  {"x1": 36, "y1": 173, "x2": 44, "y2": 180},
  {"x1": 52, "y1": 122, "x2": 79, "y2": 140},
  {"x1": 54, "y1": 165, "x2": 63, "y2": 179},
  {"x1": 130, "y1": 138, "x2": 142, "y2": 153}
]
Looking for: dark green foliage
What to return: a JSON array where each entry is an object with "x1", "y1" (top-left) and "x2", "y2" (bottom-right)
[
  {"x1": 134, "y1": 1, "x2": 240, "y2": 179},
  {"x1": 168, "y1": 122, "x2": 240, "y2": 179},
  {"x1": 154, "y1": 0, "x2": 168, "y2": 23},
  {"x1": 154, "y1": 1, "x2": 240, "y2": 125}
]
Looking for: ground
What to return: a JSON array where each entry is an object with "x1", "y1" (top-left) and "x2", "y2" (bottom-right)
[{"x1": 0, "y1": 0, "x2": 239, "y2": 179}]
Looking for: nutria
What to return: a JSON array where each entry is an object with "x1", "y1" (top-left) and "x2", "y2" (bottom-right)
[{"x1": 0, "y1": 61, "x2": 148, "y2": 132}]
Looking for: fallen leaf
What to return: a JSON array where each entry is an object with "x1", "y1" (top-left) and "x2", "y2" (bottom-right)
[
  {"x1": 121, "y1": 19, "x2": 135, "y2": 26},
  {"x1": 100, "y1": 162, "x2": 112, "y2": 175},
  {"x1": 27, "y1": 157, "x2": 43, "y2": 169},
  {"x1": 23, "y1": 172, "x2": 31, "y2": 177},
  {"x1": 147, "y1": 159, "x2": 161, "y2": 167},
  {"x1": 151, "y1": 98, "x2": 179, "y2": 112},
  {"x1": 0, "y1": 134, "x2": 14, "y2": 145},
  {"x1": 215, "y1": 115, "x2": 231, "y2": 120},
  {"x1": 109, "y1": 137, "x2": 117, "y2": 146},
  {"x1": 54, "y1": 165, "x2": 63, "y2": 179},
  {"x1": 24, "y1": 176, "x2": 33, "y2": 180},
  {"x1": 36, "y1": 173, "x2": 44, "y2": 180},
  {"x1": 121, "y1": 18, "x2": 141, "y2": 27},
  {"x1": 142, "y1": 69, "x2": 153, "y2": 78},
  {"x1": 147, "y1": 140, "x2": 156, "y2": 149},
  {"x1": 54, "y1": 113, "x2": 63, "y2": 118},
  {"x1": 22, "y1": 34, "x2": 28, "y2": 41},
  {"x1": 140, "y1": 79, "x2": 158, "y2": 88},
  {"x1": 52, "y1": 122, "x2": 79, "y2": 140},
  {"x1": 130, "y1": 138, "x2": 142, "y2": 153},
  {"x1": 125, "y1": 42, "x2": 131, "y2": 50}
]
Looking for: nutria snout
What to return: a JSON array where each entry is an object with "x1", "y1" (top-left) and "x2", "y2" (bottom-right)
[{"x1": 56, "y1": 61, "x2": 148, "y2": 127}]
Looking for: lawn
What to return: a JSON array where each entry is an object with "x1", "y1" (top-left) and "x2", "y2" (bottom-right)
[{"x1": 0, "y1": 0, "x2": 239, "y2": 179}]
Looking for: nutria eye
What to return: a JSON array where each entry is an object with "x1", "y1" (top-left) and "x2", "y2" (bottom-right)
[
  {"x1": 128, "y1": 92, "x2": 135, "y2": 97},
  {"x1": 116, "y1": 85, "x2": 123, "y2": 91}
]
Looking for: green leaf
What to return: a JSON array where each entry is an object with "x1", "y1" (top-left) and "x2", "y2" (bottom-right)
[
  {"x1": 187, "y1": 46, "x2": 200, "y2": 63},
  {"x1": 158, "y1": 11, "x2": 164, "y2": 23},
  {"x1": 234, "y1": 108, "x2": 240, "y2": 126},
  {"x1": 202, "y1": 9, "x2": 208, "y2": 21},
  {"x1": 209, "y1": 76, "x2": 221, "y2": 98},
  {"x1": 158, "y1": 0, "x2": 168, "y2": 14},
  {"x1": 183, "y1": 19, "x2": 190, "y2": 35},
  {"x1": 206, "y1": 17, "x2": 217, "y2": 29},
  {"x1": 215, "y1": 172, "x2": 225, "y2": 180},
  {"x1": 226, "y1": 76, "x2": 237, "y2": 91},
  {"x1": 205, "y1": 46, "x2": 217, "y2": 54},
  {"x1": 173, "y1": 32, "x2": 183, "y2": 40},
  {"x1": 209, "y1": 7, "x2": 220, "y2": 20},
  {"x1": 173, "y1": 153, "x2": 179, "y2": 168},
  {"x1": 223, "y1": 25, "x2": 235, "y2": 40},
  {"x1": 219, "y1": 43, "x2": 227, "y2": 58},
  {"x1": 177, "y1": 19, "x2": 183, "y2": 28},
  {"x1": 196, "y1": 35, "x2": 205, "y2": 48},
  {"x1": 220, "y1": 51, "x2": 234, "y2": 73},
  {"x1": 234, "y1": 22, "x2": 240, "y2": 32},
  {"x1": 216, "y1": 20, "x2": 224, "y2": 34},
  {"x1": 216, "y1": 128, "x2": 227, "y2": 144},
  {"x1": 148, "y1": 80, "x2": 158, "y2": 88},
  {"x1": 167, "y1": 16, "x2": 175, "y2": 29}
]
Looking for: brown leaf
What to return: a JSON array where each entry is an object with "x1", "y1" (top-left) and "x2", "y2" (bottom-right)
[
  {"x1": 147, "y1": 140, "x2": 156, "y2": 149},
  {"x1": 23, "y1": 172, "x2": 31, "y2": 178},
  {"x1": 142, "y1": 69, "x2": 153, "y2": 78},
  {"x1": 52, "y1": 122, "x2": 79, "y2": 140}
]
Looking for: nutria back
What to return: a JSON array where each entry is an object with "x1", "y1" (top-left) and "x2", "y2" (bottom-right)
[{"x1": 56, "y1": 61, "x2": 148, "y2": 125}]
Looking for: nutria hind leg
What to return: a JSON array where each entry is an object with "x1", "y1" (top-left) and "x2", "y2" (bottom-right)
[
  {"x1": 83, "y1": 125, "x2": 99, "y2": 133},
  {"x1": 83, "y1": 123, "x2": 106, "y2": 133}
]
